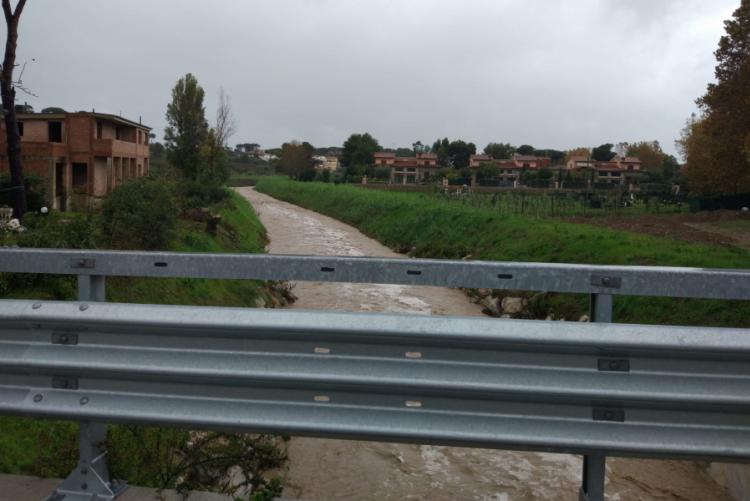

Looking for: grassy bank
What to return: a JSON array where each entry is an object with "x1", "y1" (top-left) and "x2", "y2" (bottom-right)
[
  {"x1": 1, "y1": 190, "x2": 271, "y2": 307},
  {"x1": 0, "y1": 189, "x2": 286, "y2": 497},
  {"x1": 256, "y1": 177, "x2": 750, "y2": 327}
]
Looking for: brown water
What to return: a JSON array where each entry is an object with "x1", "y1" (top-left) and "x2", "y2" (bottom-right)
[{"x1": 237, "y1": 187, "x2": 731, "y2": 501}]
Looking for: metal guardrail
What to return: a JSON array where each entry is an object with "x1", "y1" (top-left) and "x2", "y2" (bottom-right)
[{"x1": 0, "y1": 248, "x2": 749, "y2": 501}]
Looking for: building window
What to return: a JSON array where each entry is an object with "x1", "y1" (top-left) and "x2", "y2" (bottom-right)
[
  {"x1": 72, "y1": 163, "x2": 88, "y2": 190},
  {"x1": 48, "y1": 121, "x2": 62, "y2": 142},
  {"x1": 17, "y1": 122, "x2": 23, "y2": 137},
  {"x1": 96, "y1": 122, "x2": 103, "y2": 139}
]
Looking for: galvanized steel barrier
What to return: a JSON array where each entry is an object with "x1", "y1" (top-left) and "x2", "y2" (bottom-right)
[{"x1": 0, "y1": 248, "x2": 749, "y2": 501}]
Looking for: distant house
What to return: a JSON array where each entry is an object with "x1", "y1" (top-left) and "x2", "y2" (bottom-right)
[
  {"x1": 322, "y1": 155, "x2": 340, "y2": 172},
  {"x1": 511, "y1": 153, "x2": 551, "y2": 169},
  {"x1": 373, "y1": 152, "x2": 439, "y2": 184},
  {"x1": 469, "y1": 153, "x2": 552, "y2": 184},
  {"x1": 566, "y1": 155, "x2": 642, "y2": 185},
  {"x1": 0, "y1": 111, "x2": 151, "y2": 211}
]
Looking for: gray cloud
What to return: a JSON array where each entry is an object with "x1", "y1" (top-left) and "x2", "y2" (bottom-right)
[{"x1": 11, "y1": 0, "x2": 738, "y2": 154}]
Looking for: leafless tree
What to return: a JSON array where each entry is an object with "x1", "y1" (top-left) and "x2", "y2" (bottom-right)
[
  {"x1": 215, "y1": 87, "x2": 236, "y2": 148},
  {"x1": 1, "y1": 0, "x2": 28, "y2": 219}
]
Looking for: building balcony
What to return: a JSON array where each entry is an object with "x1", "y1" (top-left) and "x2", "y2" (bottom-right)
[{"x1": 94, "y1": 138, "x2": 148, "y2": 158}]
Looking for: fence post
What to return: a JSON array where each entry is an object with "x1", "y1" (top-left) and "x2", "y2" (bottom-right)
[
  {"x1": 579, "y1": 293, "x2": 613, "y2": 501},
  {"x1": 48, "y1": 275, "x2": 127, "y2": 501}
]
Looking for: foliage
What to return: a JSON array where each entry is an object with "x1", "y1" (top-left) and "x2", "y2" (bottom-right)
[
  {"x1": 484, "y1": 142, "x2": 515, "y2": 159},
  {"x1": 591, "y1": 143, "x2": 616, "y2": 161},
  {"x1": 626, "y1": 141, "x2": 666, "y2": 176},
  {"x1": 165, "y1": 73, "x2": 209, "y2": 180},
  {"x1": 108, "y1": 427, "x2": 286, "y2": 496},
  {"x1": 476, "y1": 163, "x2": 499, "y2": 181},
  {"x1": 277, "y1": 141, "x2": 316, "y2": 180},
  {"x1": 516, "y1": 144, "x2": 535, "y2": 155},
  {"x1": 0, "y1": 172, "x2": 45, "y2": 211},
  {"x1": 99, "y1": 176, "x2": 178, "y2": 250},
  {"x1": 197, "y1": 128, "x2": 231, "y2": 196},
  {"x1": 565, "y1": 147, "x2": 591, "y2": 163},
  {"x1": 431, "y1": 138, "x2": 477, "y2": 168},
  {"x1": 341, "y1": 133, "x2": 380, "y2": 168},
  {"x1": 256, "y1": 177, "x2": 750, "y2": 328},
  {"x1": 40, "y1": 106, "x2": 66, "y2": 114},
  {"x1": 683, "y1": 0, "x2": 750, "y2": 194}
]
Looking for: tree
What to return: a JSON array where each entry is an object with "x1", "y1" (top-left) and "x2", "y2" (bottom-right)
[
  {"x1": 164, "y1": 73, "x2": 209, "y2": 180},
  {"x1": 1, "y1": 0, "x2": 28, "y2": 219},
  {"x1": 341, "y1": 133, "x2": 380, "y2": 168},
  {"x1": 476, "y1": 162, "x2": 499, "y2": 182},
  {"x1": 432, "y1": 138, "x2": 451, "y2": 166},
  {"x1": 412, "y1": 140, "x2": 427, "y2": 154},
  {"x1": 516, "y1": 144, "x2": 535, "y2": 155},
  {"x1": 533, "y1": 148, "x2": 565, "y2": 164},
  {"x1": 41, "y1": 106, "x2": 66, "y2": 114},
  {"x1": 278, "y1": 141, "x2": 315, "y2": 179},
  {"x1": 214, "y1": 87, "x2": 236, "y2": 149},
  {"x1": 483, "y1": 142, "x2": 515, "y2": 159},
  {"x1": 627, "y1": 141, "x2": 665, "y2": 175},
  {"x1": 684, "y1": 0, "x2": 750, "y2": 194},
  {"x1": 447, "y1": 140, "x2": 476, "y2": 168},
  {"x1": 591, "y1": 143, "x2": 616, "y2": 161},
  {"x1": 565, "y1": 147, "x2": 591, "y2": 163}
]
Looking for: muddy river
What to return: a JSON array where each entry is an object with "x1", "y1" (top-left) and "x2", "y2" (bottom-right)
[{"x1": 237, "y1": 187, "x2": 731, "y2": 501}]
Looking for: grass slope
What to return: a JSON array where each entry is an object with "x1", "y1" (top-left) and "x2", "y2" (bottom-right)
[{"x1": 256, "y1": 177, "x2": 750, "y2": 327}]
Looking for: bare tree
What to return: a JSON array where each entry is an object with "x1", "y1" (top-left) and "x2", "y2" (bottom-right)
[
  {"x1": 1, "y1": 0, "x2": 28, "y2": 219},
  {"x1": 215, "y1": 87, "x2": 236, "y2": 147}
]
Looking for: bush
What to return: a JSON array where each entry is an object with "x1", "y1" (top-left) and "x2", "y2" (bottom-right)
[
  {"x1": 99, "y1": 176, "x2": 178, "y2": 250},
  {"x1": 0, "y1": 172, "x2": 47, "y2": 212}
]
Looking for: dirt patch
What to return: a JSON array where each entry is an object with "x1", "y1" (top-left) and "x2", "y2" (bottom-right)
[{"x1": 567, "y1": 210, "x2": 750, "y2": 248}]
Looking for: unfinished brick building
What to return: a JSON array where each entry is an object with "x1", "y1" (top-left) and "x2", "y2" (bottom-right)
[{"x1": 0, "y1": 111, "x2": 151, "y2": 211}]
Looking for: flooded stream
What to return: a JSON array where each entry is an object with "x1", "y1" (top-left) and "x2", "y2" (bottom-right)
[{"x1": 237, "y1": 187, "x2": 731, "y2": 501}]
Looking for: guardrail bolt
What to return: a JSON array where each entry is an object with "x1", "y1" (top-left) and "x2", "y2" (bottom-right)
[
  {"x1": 80, "y1": 483, "x2": 87, "y2": 490},
  {"x1": 32, "y1": 303, "x2": 41, "y2": 309},
  {"x1": 80, "y1": 397, "x2": 89, "y2": 406},
  {"x1": 79, "y1": 304, "x2": 88, "y2": 311},
  {"x1": 33, "y1": 394, "x2": 43, "y2": 402}
]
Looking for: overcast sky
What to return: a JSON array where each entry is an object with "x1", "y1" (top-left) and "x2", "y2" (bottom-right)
[{"x1": 10, "y1": 0, "x2": 738, "y2": 155}]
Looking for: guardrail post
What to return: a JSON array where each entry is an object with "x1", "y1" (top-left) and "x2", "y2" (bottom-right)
[
  {"x1": 579, "y1": 453, "x2": 606, "y2": 501},
  {"x1": 48, "y1": 275, "x2": 127, "y2": 501},
  {"x1": 579, "y1": 293, "x2": 613, "y2": 501}
]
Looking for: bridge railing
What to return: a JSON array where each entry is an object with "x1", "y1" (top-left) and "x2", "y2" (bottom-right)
[{"x1": 0, "y1": 248, "x2": 749, "y2": 501}]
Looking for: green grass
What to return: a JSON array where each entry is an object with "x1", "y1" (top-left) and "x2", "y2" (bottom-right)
[{"x1": 256, "y1": 177, "x2": 750, "y2": 327}]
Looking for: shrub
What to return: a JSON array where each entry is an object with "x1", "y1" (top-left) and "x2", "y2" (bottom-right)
[
  {"x1": 0, "y1": 172, "x2": 47, "y2": 212},
  {"x1": 99, "y1": 176, "x2": 178, "y2": 250}
]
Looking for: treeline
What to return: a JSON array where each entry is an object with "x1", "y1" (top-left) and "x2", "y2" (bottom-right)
[{"x1": 275, "y1": 132, "x2": 681, "y2": 185}]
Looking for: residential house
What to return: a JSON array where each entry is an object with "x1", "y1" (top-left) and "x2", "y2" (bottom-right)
[
  {"x1": 469, "y1": 154, "x2": 552, "y2": 184},
  {"x1": 0, "y1": 111, "x2": 150, "y2": 211},
  {"x1": 374, "y1": 151, "x2": 439, "y2": 184},
  {"x1": 566, "y1": 155, "x2": 642, "y2": 185}
]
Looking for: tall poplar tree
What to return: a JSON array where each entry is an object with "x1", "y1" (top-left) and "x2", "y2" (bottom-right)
[{"x1": 164, "y1": 73, "x2": 208, "y2": 180}]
